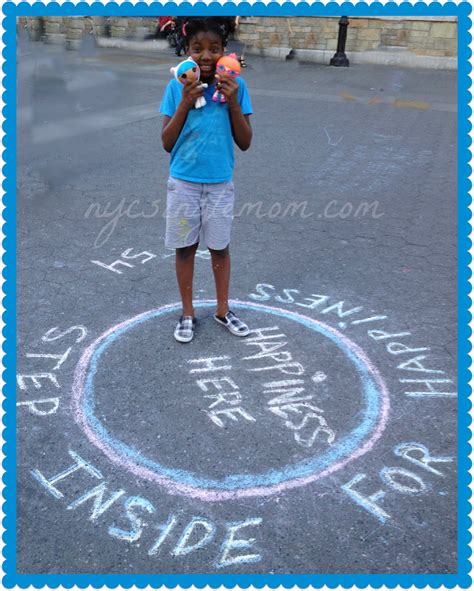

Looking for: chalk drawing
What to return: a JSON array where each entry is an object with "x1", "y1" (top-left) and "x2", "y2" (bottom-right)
[
  {"x1": 323, "y1": 126, "x2": 344, "y2": 146},
  {"x1": 71, "y1": 300, "x2": 390, "y2": 501},
  {"x1": 386, "y1": 342, "x2": 429, "y2": 356},
  {"x1": 161, "y1": 249, "x2": 210, "y2": 260},
  {"x1": 196, "y1": 249, "x2": 212, "y2": 259},
  {"x1": 320, "y1": 302, "x2": 363, "y2": 318},
  {"x1": 399, "y1": 377, "x2": 456, "y2": 398},
  {"x1": 121, "y1": 248, "x2": 156, "y2": 264},
  {"x1": 197, "y1": 377, "x2": 242, "y2": 409},
  {"x1": 312, "y1": 371, "x2": 327, "y2": 383},
  {"x1": 148, "y1": 514, "x2": 178, "y2": 556},
  {"x1": 397, "y1": 355, "x2": 445, "y2": 374},
  {"x1": 248, "y1": 283, "x2": 276, "y2": 301},
  {"x1": 172, "y1": 517, "x2": 216, "y2": 556},
  {"x1": 91, "y1": 248, "x2": 157, "y2": 274},
  {"x1": 17, "y1": 371, "x2": 60, "y2": 416},
  {"x1": 204, "y1": 392, "x2": 242, "y2": 408},
  {"x1": 208, "y1": 406, "x2": 257, "y2": 428},
  {"x1": 274, "y1": 289, "x2": 300, "y2": 304},
  {"x1": 241, "y1": 326, "x2": 335, "y2": 448},
  {"x1": 215, "y1": 518, "x2": 263, "y2": 568},
  {"x1": 247, "y1": 361, "x2": 305, "y2": 375},
  {"x1": 108, "y1": 496, "x2": 156, "y2": 543},
  {"x1": 17, "y1": 325, "x2": 89, "y2": 415},
  {"x1": 341, "y1": 473, "x2": 391, "y2": 524},
  {"x1": 17, "y1": 397, "x2": 60, "y2": 416},
  {"x1": 91, "y1": 258, "x2": 134, "y2": 274},
  {"x1": 351, "y1": 316, "x2": 388, "y2": 325},
  {"x1": 41, "y1": 325, "x2": 87, "y2": 344},
  {"x1": 295, "y1": 296, "x2": 329, "y2": 310},
  {"x1": 380, "y1": 467, "x2": 428, "y2": 495},
  {"x1": 31, "y1": 449, "x2": 103, "y2": 499},
  {"x1": 17, "y1": 372, "x2": 59, "y2": 390},
  {"x1": 26, "y1": 348, "x2": 72, "y2": 371},
  {"x1": 246, "y1": 286, "x2": 454, "y2": 396},
  {"x1": 368, "y1": 329, "x2": 412, "y2": 340},
  {"x1": 197, "y1": 377, "x2": 239, "y2": 393},
  {"x1": 67, "y1": 482, "x2": 126, "y2": 521},
  {"x1": 342, "y1": 441, "x2": 451, "y2": 522},
  {"x1": 393, "y1": 442, "x2": 453, "y2": 476},
  {"x1": 188, "y1": 356, "x2": 232, "y2": 374}
]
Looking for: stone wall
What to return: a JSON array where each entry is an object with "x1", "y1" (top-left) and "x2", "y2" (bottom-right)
[
  {"x1": 17, "y1": 16, "x2": 457, "y2": 58},
  {"x1": 236, "y1": 16, "x2": 457, "y2": 58},
  {"x1": 108, "y1": 16, "x2": 157, "y2": 39},
  {"x1": 17, "y1": 16, "x2": 158, "y2": 48}
]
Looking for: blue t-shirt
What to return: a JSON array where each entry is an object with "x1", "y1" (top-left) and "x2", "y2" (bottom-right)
[{"x1": 160, "y1": 77, "x2": 253, "y2": 183}]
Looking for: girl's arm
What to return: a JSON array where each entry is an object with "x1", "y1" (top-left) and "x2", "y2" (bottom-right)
[
  {"x1": 218, "y1": 78, "x2": 252, "y2": 151},
  {"x1": 229, "y1": 107, "x2": 252, "y2": 152},
  {"x1": 161, "y1": 80, "x2": 204, "y2": 152}
]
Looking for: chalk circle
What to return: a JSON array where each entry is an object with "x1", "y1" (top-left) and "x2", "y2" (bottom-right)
[{"x1": 72, "y1": 300, "x2": 390, "y2": 501}]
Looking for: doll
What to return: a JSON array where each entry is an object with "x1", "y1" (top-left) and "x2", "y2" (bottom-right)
[
  {"x1": 212, "y1": 53, "x2": 241, "y2": 104},
  {"x1": 170, "y1": 58, "x2": 208, "y2": 109}
]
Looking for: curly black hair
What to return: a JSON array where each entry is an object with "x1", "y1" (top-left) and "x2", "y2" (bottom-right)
[{"x1": 183, "y1": 17, "x2": 236, "y2": 48}]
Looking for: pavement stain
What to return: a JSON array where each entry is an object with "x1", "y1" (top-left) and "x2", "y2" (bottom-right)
[
  {"x1": 340, "y1": 91, "x2": 357, "y2": 101},
  {"x1": 393, "y1": 99, "x2": 431, "y2": 110}
]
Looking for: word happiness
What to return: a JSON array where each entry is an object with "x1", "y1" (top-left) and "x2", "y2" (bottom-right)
[
  {"x1": 250, "y1": 284, "x2": 456, "y2": 399},
  {"x1": 247, "y1": 283, "x2": 456, "y2": 524},
  {"x1": 188, "y1": 326, "x2": 336, "y2": 449}
]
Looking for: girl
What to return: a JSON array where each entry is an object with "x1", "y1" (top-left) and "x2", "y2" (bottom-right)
[{"x1": 160, "y1": 17, "x2": 253, "y2": 343}]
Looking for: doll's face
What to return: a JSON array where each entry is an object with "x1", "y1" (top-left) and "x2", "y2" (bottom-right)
[
  {"x1": 216, "y1": 55, "x2": 241, "y2": 80},
  {"x1": 178, "y1": 65, "x2": 199, "y2": 84},
  {"x1": 216, "y1": 63, "x2": 239, "y2": 79}
]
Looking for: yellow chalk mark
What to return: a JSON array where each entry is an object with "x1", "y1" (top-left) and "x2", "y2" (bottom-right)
[
  {"x1": 393, "y1": 99, "x2": 431, "y2": 110},
  {"x1": 340, "y1": 92, "x2": 357, "y2": 102},
  {"x1": 178, "y1": 218, "x2": 190, "y2": 238},
  {"x1": 368, "y1": 96, "x2": 383, "y2": 105}
]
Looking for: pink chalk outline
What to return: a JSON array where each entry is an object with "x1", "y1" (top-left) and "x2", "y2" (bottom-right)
[{"x1": 71, "y1": 300, "x2": 390, "y2": 501}]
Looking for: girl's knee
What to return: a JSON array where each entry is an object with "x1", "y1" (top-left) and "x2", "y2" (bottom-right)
[
  {"x1": 209, "y1": 245, "x2": 229, "y2": 258},
  {"x1": 176, "y1": 243, "x2": 199, "y2": 260}
]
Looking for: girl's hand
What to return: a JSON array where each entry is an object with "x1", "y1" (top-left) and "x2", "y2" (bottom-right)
[
  {"x1": 216, "y1": 76, "x2": 239, "y2": 107},
  {"x1": 180, "y1": 79, "x2": 205, "y2": 109}
]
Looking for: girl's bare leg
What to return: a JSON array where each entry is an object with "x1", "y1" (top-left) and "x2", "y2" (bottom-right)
[
  {"x1": 209, "y1": 245, "x2": 230, "y2": 317},
  {"x1": 175, "y1": 242, "x2": 199, "y2": 317}
]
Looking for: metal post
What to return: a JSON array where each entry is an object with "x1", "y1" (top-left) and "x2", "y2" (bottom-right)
[{"x1": 330, "y1": 16, "x2": 350, "y2": 67}]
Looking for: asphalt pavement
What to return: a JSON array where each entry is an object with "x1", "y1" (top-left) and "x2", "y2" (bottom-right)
[{"x1": 16, "y1": 33, "x2": 458, "y2": 576}]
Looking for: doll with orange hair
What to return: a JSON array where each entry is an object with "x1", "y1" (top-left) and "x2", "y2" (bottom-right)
[{"x1": 212, "y1": 53, "x2": 241, "y2": 103}]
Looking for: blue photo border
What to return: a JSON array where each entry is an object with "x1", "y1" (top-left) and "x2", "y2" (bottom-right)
[{"x1": 2, "y1": 0, "x2": 472, "y2": 587}]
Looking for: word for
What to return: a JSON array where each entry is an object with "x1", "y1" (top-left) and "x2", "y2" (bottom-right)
[
  {"x1": 249, "y1": 284, "x2": 456, "y2": 398},
  {"x1": 31, "y1": 450, "x2": 263, "y2": 569},
  {"x1": 17, "y1": 325, "x2": 88, "y2": 416},
  {"x1": 341, "y1": 441, "x2": 454, "y2": 523},
  {"x1": 243, "y1": 326, "x2": 335, "y2": 448}
]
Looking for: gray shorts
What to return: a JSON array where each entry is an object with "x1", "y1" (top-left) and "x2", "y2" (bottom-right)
[{"x1": 165, "y1": 176, "x2": 235, "y2": 250}]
